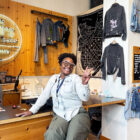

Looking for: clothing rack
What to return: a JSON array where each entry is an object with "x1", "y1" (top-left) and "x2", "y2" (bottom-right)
[{"x1": 31, "y1": 10, "x2": 68, "y2": 21}]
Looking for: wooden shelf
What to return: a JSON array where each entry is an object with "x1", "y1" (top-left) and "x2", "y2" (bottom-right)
[
  {"x1": 1, "y1": 83, "x2": 15, "y2": 91},
  {"x1": 0, "y1": 83, "x2": 15, "y2": 85}
]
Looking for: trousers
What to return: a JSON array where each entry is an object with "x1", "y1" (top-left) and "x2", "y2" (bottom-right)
[{"x1": 44, "y1": 107, "x2": 91, "y2": 140}]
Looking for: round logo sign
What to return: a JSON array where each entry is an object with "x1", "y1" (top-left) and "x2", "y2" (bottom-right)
[{"x1": 0, "y1": 14, "x2": 22, "y2": 64}]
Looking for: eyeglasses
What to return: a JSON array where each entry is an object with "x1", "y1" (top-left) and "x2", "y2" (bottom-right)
[{"x1": 62, "y1": 61, "x2": 75, "y2": 68}]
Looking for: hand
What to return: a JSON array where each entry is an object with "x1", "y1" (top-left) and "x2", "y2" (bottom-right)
[
  {"x1": 15, "y1": 111, "x2": 33, "y2": 117},
  {"x1": 82, "y1": 66, "x2": 93, "y2": 85}
]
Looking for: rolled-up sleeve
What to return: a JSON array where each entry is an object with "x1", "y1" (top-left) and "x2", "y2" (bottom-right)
[{"x1": 74, "y1": 75, "x2": 90, "y2": 101}]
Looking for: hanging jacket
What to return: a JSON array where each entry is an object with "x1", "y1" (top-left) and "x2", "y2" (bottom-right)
[
  {"x1": 53, "y1": 20, "x2": 64, "y2": 42},
  {"x1": 41, "y1": 18, "x2": 55, "y2": 46},
  {"x1": 62, "y1": 25, "x2": 70, "y2": 48},
  {"x1": 124, "y1": 87, "x2": 140, "y2": 120},
  {"x1": 130, "y1": 0, "x2": 140, "y2": 32},
  {"x1": 53, "y1": 21, "x2": 70, "y2": 48},
  {"x1": 34, "y1": 18, "x2": 41, "y2": 62},
  {"x1": 41, "y1": 18, "x2": 55, "y2": 64},
  {"x1": 101, "y1": 43, "x2": 126, "y2": 85},
  {"x1": 103, "y1": 3, "x2": 127, "y2": 40},
  {"x1": 131, "y1": 86, "x2": 140, "y2": 111}
]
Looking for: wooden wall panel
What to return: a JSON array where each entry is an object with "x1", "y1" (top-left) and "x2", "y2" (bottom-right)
[{"x1": 0, "y1": 0, "x2": 72, "y2": 76}]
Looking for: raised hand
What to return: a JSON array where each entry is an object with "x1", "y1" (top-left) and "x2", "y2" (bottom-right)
[{"x1": 82, "y1": 66, "x2": 93, "y2": 85}]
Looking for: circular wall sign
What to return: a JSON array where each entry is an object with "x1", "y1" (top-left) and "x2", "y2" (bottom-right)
[{"x1": 0, "y1": 14, "x2": 22, "y2": 64}]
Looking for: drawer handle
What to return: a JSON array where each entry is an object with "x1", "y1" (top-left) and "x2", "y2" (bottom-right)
[{"x1": 26, "y1": 128, "x2": 29, "y2": 131}]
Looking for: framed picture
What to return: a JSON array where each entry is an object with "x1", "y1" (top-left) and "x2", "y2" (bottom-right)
[
  {"x1": 132, "y1": 46, "x2": 140, "y2": 83},
  {"x1": 5, "y1": 75, "x2": 12, "y2": 83}
]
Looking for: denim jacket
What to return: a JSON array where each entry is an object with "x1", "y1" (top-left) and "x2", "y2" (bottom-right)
[
  {"x1": 124, "y1": 87, "x2": 140, "y2": 120},
  {"x1": 41, "y1": 18, "x2": 55, "y2": 46},
  {"x1": 103, "y1": 3, "x2": 127, "y2": 40},
  {"x1": 34, "y1": 18, "x2": 41, "y2": 62},
  {"x1": 101, "y1": 43, "x2": 126, "y2": 85},
  {"x1": 130, "y1": 0, "x2": 140, "y2": 32},
  {"x1": 131, "y1": 86, "x2": 140, "y2": 111}
]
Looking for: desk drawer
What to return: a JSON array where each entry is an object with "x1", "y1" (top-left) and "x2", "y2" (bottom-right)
[{"x1": 0, "y1": 115, "x2": 52, "y2": 140}]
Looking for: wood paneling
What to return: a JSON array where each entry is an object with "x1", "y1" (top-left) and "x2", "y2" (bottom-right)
[{"x1": 0, "y1": 0, "x2": 72, "y2": 76}]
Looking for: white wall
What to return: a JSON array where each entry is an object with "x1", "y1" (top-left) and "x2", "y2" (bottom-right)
[
  {"x1": 127, "y1": 118, "x2": 140, "y2": 140},
  {"x1": 102, "y1": 105, "x2": 127, "y2": 140},
  {"x1": 12, "y1": 0, "x2": 90, "y2": 16}
]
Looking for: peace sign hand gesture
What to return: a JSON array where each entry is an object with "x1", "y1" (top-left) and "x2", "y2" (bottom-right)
[{"x1": 82, "y1": 66, "x2": 93, "y2": 85}]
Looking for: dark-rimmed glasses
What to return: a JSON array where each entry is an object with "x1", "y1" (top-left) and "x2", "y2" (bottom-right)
[{"x1": 62, "y1": 61, "x2": 75, "y2": 69}]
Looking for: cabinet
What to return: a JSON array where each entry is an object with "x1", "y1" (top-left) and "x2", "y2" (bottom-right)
[
  {"x1": 0, "y1": 104, "x2": 53, "y2": 140},
  {"x1": 0, "y1": 83, "x2": 21, "y2": 106},
  {"x1": 2, "y1": 90, "x2": 21, "y2": 106}
]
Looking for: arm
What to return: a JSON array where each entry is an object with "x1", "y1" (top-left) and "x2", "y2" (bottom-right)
[
  {"x1": 120, "y1": 47, "x2": 126, "y2": 85},
  {"x1": 131, "y1": 92, "x2": 136, "y2": 111},
  {"x1": 16, "y1": 75, "x2": 56, "y2": 117},
  {"x1": 130, "y1": 1, "x2": 137, "y2": 31},
  {"x1": 121, "y1": 6, "x2": 127, "y2": 40},
  {"x1": 29, "y1": 75, "x2": 56, "y2": 114},
  {"x1": 75, "y1": 67, "x2": 93, "y2": 101}
]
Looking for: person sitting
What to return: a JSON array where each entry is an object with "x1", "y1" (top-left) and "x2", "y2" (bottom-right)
[{"x1": 16, "y1": 53, "x2": 93, "y2": 140}]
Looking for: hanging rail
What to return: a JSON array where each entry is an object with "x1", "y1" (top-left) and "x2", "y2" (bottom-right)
[{"x1": 31, "y1": 10, "x2": 68, "y2": 21}]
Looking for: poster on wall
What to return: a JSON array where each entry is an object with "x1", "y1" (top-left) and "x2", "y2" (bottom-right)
[
  {"x1": 76, "y1": 7, "x2": 103, "y2": 78},
  {"x1": 132, "y1": 46, "x2": 140, "y2": 83}
]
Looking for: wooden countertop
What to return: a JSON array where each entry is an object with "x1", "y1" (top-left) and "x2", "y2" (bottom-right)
[
  {"x1": 0, "y1": 104, "x2": 52, "y2": 125},
  {"x1": 83, "y1": 94, "x2": 125, "y2": 108}
]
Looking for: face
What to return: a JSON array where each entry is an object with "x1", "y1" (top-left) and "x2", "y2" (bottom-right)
[{"x1": 60, "y1": 57, "x2": 75, "y2": 77}]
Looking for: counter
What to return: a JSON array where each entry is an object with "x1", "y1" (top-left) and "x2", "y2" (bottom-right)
[{"x1": 0, "y1": 104, "x2": 53, "y2": 140}]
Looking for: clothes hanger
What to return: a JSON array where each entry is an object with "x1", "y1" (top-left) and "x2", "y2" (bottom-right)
[
  {"x1": 111, "y1": 38, "x2": 117, "y2": 44},
  {"x1": 113, "y1": 0, "x2": 119, "y2": 4}
]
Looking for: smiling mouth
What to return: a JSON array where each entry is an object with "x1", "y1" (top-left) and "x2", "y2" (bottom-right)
[{"x1": 64, "y1": 68, "x2": 71, "y2": 72}]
